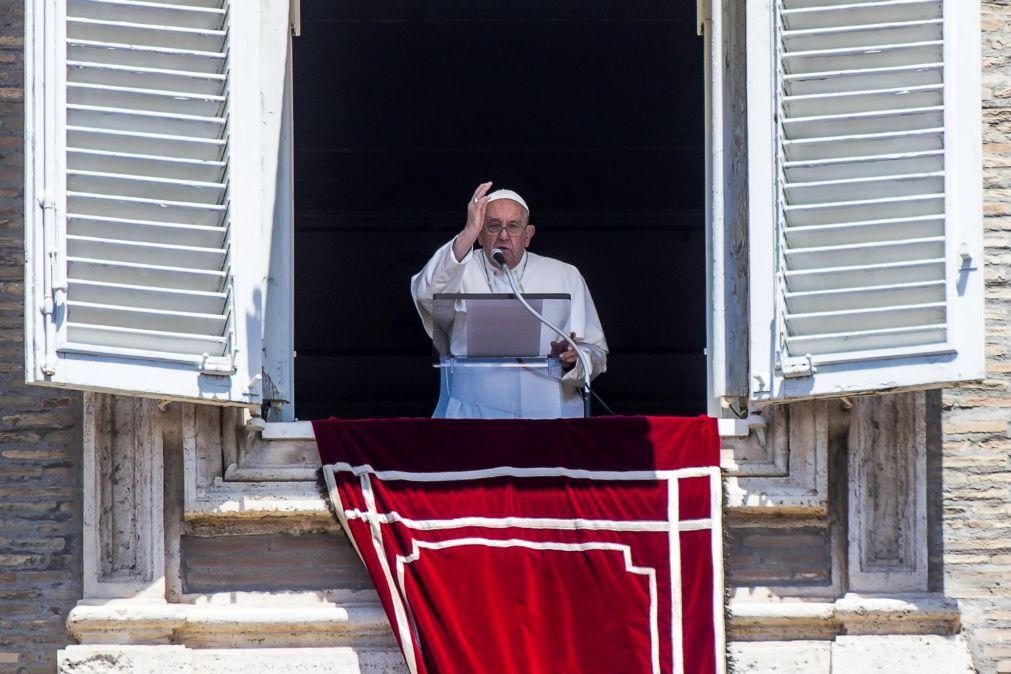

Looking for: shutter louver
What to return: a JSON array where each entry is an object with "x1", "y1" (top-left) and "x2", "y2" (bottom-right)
[
  {"x1": 777, "y1": 0, "x2": 947, "y2": 365},
  {"x1": 25, "y1": 0, "x2": 276, "y2": 404},
  {"x1": 747, "y1": 0, "x2": 983, "y2": 401},
  {"x1": 64, "y1": 0, "x2": 234, "y2": 363}
]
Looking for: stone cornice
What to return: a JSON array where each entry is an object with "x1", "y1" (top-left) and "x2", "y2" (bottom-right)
[
  {"x1": 729, "y1": 593, "x2": 961, "y2": 641},
  {"x1": 67, "y1": 598, "x2": 396, "y2": 648},
  {"x1": 67, "y1": 592, "x2": 960, "y2": 648}
]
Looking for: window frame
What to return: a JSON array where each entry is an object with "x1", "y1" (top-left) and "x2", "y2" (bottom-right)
[{"x1": 24, "y1": 0, "x2": 984, "y2": 420}]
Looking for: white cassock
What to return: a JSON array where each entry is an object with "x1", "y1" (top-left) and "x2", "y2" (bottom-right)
[{"x1": 411, "y1": 238, "x2": 608, "y2": 419}]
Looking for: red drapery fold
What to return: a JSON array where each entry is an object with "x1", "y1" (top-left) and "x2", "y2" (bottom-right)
[{"x1": 314, "y1": 416, "x2": 724, "y2": 674}]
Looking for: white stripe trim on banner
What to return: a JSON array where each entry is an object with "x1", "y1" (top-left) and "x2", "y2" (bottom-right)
[
  {"x1": 321, "y1": 465, "x2": 366, "y2": 565},
  {"x1": 360, "y1": 472, "x2": 421, "y2": 674},
  {"x1": 326, "y1": 462, "x2": 719, "y2": 482},
  {"x1": 709, "y1": 470, "x2": 728, "y2": 674},
  {"x1": 668, "y1": 478, "x2": 684, "y2": 674},
  {"x1": 342, "y1": 509, "x2": 714, "y2": 534},
  {"x1": 395, "y1": 537, "x2": 661, "y2": 674}
]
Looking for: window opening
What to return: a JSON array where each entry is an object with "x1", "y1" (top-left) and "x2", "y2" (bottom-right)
[{"x1": 291, "y1": 1, "x2": 706, "y2": 418}]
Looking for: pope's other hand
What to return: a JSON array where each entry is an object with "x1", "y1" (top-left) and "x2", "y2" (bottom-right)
[{"x1": 550, "y1": 332, "x2": 579, "y2": 371}]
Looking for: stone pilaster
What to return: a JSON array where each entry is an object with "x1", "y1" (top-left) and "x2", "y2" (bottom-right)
[
  {"x1": 82, "y1": 393, "x2": 165, "y2": 600},
  {"x1": 848, "y1": 392, "x2": 927, "y2": 593}
]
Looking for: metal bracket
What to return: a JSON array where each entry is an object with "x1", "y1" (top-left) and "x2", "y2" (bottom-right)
[
  {"x1": 779, "y1": 353, "x2": 815, "y2": 379},
  {"x1": 200, "y1": 352, "x2": 237, "y2": 376},
  {"x1": 959, "y1": 243, "x2": 977, "y2": 271}
]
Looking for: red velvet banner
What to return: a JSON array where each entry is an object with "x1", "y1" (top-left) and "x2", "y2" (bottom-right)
[{"x1": 314, "y1": 416, "x2": 725, "y2": 674}]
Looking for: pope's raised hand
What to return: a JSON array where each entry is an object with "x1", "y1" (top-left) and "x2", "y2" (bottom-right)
[
  {"x1": 465, "y1": 181, "x2": 493, "y2": 234},
  {"x1": 453, "y1": 181, "x2": 493, "y2": 262}
]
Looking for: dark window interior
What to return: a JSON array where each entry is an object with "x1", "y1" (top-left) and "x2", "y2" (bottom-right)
[{"x1": 293, "y1": 1, "x2": 705, "y2": 419}]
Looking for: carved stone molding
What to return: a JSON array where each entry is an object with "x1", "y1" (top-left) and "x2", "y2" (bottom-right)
[
  {"x1": 180, "y1": 404, "x2": 326, "y2": 519},
  {"x1": 82, "y1": 393, "x2": 166, "y2": 600},
  {"x1": 724, "y1": 400, "x2": 830, "y2": 513},
  {"x1": 848, "y1": 392, "x2": 928, "y2": 592}
]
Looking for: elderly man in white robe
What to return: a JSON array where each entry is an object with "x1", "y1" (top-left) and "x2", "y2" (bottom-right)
[{"x1": 411, "y1": 182, "x2": 608, "y2": 418}]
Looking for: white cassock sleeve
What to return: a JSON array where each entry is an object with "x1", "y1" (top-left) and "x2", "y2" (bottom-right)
[
  {"x1": 410, "y1": 237, "x2": 472, "y2": 338},
  {"x1": 559, "y1": 271, "x2": 608, "y2": 388}
]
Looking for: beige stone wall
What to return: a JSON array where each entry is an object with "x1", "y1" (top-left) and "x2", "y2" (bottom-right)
[
  {"x1": 0, "y1": 3, "x2": 83, "y2": 673},
  {"x1": 943, "y1": 3, "x2": 1011, "y2": 672}
]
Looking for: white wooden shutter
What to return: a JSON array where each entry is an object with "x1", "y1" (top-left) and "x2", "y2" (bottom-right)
[
  {"x1": 747, "y1": 0, "x2": 983, "y2": 402},
  {"x1": 25, "y1": 0, "x2": 285, "y2": 404}
]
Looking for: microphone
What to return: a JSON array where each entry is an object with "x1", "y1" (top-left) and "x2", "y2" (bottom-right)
[{"x1": 496, "y1": 254, "x2": 594, "y2": 417}]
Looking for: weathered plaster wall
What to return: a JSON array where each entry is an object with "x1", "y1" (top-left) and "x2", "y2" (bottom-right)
[{"x1": 0, "y1": 2, "x2": 83, "y2": 672}]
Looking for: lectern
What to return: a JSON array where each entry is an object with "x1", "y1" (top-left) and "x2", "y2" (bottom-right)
[{"x1": 430, "y1": 293, "x2": 584, "y2": 419}]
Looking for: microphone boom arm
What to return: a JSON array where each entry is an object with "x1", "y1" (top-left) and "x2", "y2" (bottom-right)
[{"x1": 493, "y1": 249, "x2": 593, "y2": 417}]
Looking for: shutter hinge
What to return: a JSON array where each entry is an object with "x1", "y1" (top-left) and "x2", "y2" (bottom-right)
[
  {"x1": 40, "y1": 271, "x2": 56, "y2": 365},
  {"x1": 39, "y1": 193, "x2": 65, "y2": 377},
  {"x1": 200, "y1": 352, "x2": 237, "y2": 376},
  {"x1": 779, "y1": 352, "x2": 815, "y2": 379},
  {"x1": 49, "y1": 253, "x2": 67, "y2": 298},
  {"x1": 40, "y1": 198, "x2": 67, "y2": 299}
]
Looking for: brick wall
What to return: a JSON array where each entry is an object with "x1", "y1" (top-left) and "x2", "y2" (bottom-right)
[
  {"x1": 0, "y1": 2, "x2": 82, "y2": 673},
  {"x1": 943, "y1": 3, "x2": 1011, "y2": 672}
]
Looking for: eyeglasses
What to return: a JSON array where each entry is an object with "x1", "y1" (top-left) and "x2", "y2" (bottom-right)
[{"x1": 483, "y1": 222, "x2": 527, "y2": 236}]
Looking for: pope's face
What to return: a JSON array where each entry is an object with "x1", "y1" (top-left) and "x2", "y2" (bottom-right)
[{"x1": 478, "y1": 199, "x2": 535, "y2": 269}]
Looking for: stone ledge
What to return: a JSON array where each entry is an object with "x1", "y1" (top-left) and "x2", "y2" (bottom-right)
[
  {"x1": 69, "y1": 593, "x2": 960, "y2": 649},
  {"x1": 67, "y1": 599, "x2": 396, "y2": 649},
  {"x1": 59, "y1": 636, "x2": 975, "y2": 674},
  {"x1": 185, "y1": 481, "x2": 331, "y2": 520},
  {"x1": 832, "y1": 635, "x2": 975, "y2": 674},
  {"x1": 58, "y1": 645, "x2": 408, "y2": 674},
  {"x1": 729, "y1": 593, "x2": 961, "y2": 641},
  {"x1": 730, "y1": 635, "x2": 975, "y2": 674}
]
